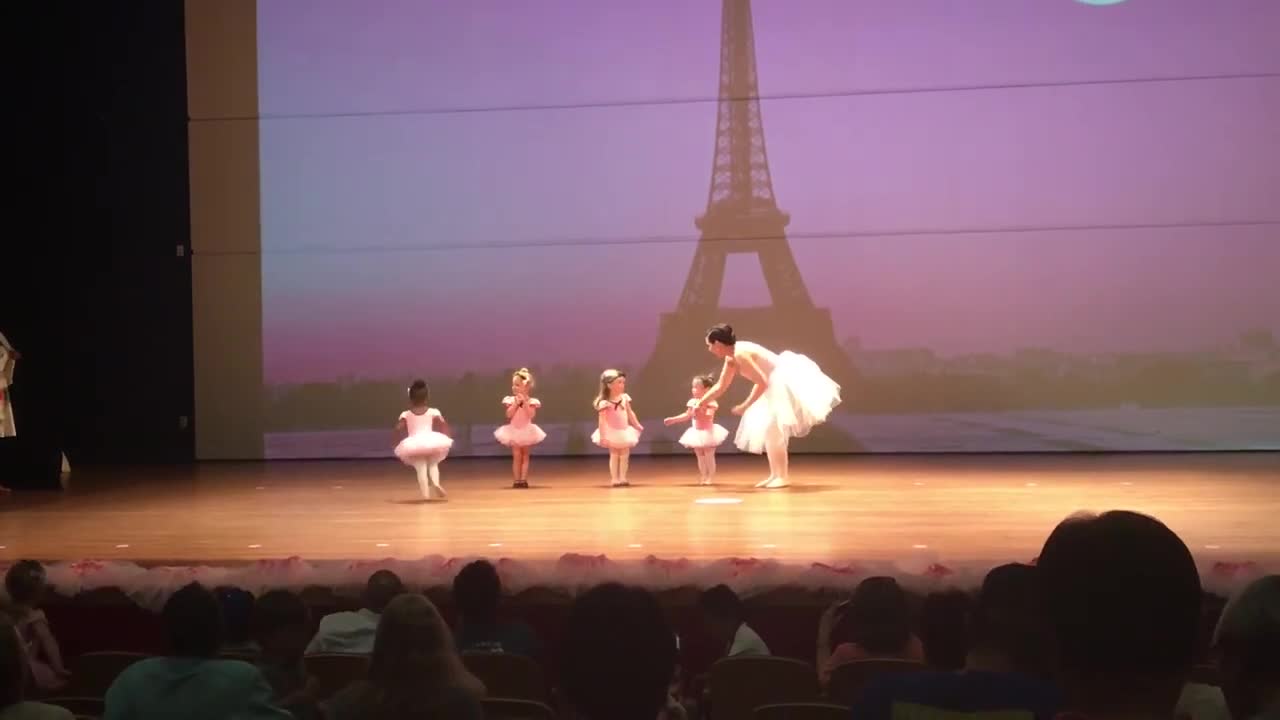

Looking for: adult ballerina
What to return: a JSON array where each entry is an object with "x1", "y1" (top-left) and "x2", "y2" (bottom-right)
[{"x1": 693, "y1": 323, "x2": 842, "y2": 488}]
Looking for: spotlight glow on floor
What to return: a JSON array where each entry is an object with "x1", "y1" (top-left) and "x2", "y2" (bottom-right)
[
  {"x1": 488, "y1": 542, "x2": 503, "y2": 547},
  {"x1": 248, "y1": 544, "x2": 262, "y2": 549},
  {"x1": 912, "y1": 544, "x2": 929, "y2": 549},
  {"x1": 375, "y1": 543, "x2": 390, "y2": 548},
  {"x1": 694, "y1": 497, "x2": 743, "y2": 505}
]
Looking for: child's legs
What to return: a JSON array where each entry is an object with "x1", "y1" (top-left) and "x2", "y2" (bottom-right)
[
  {"x1": 693, "y1": 448, "x2": 708, "y2": 477},
  {"x1": 705, "y1": 448, "x2": 717, "y2": 478},
  {"x1": 428, "y1": 458, "x2": 442, "y2": 487},
  {"x1": 412, "y1": 460, "x2": 431, "y2": 498},
  {"x1": 510, "y1": 448, "x2": 522, "y2": 480},
  {"x1": 618, "y1": 448, "x2": 631, "y2": 481},
  {"x1": 519, "y1": 446, "x2": 531, "y2": 479},
  {"x1": 608, "y1": 450, "x2": 621, "y2": 482}
]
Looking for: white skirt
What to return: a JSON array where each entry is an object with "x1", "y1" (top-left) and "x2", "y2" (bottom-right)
[{"x1": 734, "y1": 351, "x2": 841, "y2": 454}]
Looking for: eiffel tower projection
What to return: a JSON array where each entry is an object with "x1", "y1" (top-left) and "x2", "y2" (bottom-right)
[{"x1": 639, "y1": 0, "x2": 857, "y2": 413}]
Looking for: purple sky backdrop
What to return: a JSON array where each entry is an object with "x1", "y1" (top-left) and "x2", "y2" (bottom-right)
[{"x1": 255, "y1": 0, "x2": 1280, "y2": 383}]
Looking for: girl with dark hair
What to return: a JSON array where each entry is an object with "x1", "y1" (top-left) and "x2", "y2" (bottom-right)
[{"x1": 393, "y1": 379, "x2": 453, "y2": 500}]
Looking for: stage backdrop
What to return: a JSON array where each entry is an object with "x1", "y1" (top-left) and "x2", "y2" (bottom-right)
[{"x1": 186, "y1": 0, "x2": 1280, "y2": 460}]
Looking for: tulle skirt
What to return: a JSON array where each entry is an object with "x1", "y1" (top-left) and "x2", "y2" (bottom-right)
[
  {"x1": 394, "y1": 431, "x2": 452, "y2": 464},
  {"x1": 679, "y1": 424, "x2": 729, "y2": 449},
  {"x1": 734, "y1": 351, "x2": 841, "y2": 454},
  {"x1": 591, "y1": 425, "x2": 641, "y2": 450},
  {"x1": 494, "y1": 423, "x2": 547, "y2": 448}
]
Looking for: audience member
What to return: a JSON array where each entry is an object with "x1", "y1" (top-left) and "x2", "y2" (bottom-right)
[
  {"x1": 1212, "y1": 574, "x2": 1279, "y2": 720},
  {"x1": 1037, "y1": 510, "x2": 1201, "y2": 720},
  {"x1": 699, "y1": 584, "x2": 770, "y2": 658},
  {"x1": 323, "y1": 593, "x2": 484, "y2": 719},
  {"x1": 919, "y1": 589, "x2": 973, "y2": 670},
  {"x1": 305, "y1": 569, "x2": 404, "y2": 655},
  {"x1": 252, "y1": 589, "x2": 316, "y2": 715},
  {"x1": 818, "y1": 576, "x2": 923, "y2": 687},
  {"x1": 217, "y1": 586, "x2": 259, "y2": 656},
  {"x1": 1, "y1": 561, "x2": 68, "y2": 692},
  {"x1": 103, "y1": 582, "x2": 290, "y2": 720},
  {"x1": 560, "y1": 583, "x2": 679, "y2": 720},
  {"x1": 853, "y1": 563, "x2": 1060, "y2": 720},
  {"x1": 451, "y1": 560, "x2": 539, "y2": 658},
  {"x1": 1, "y1": 616, "x2": 72, "y2": 720}
]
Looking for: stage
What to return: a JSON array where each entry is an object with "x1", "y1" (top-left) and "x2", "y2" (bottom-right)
[{"x1": 2, "y1": 453, "x2": 1277, "y2": 603}]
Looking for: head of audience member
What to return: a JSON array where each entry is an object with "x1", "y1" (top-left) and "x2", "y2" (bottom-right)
[
  {"x1": 360, "y1": 593, "x2": 483, "y2": 713},
  {"x1": 560, "y1": 583, "x2": 677, "y2": 720},
  {"x1": 215, "y1": 586, "x2": 256, "y2": 649},
  {"x1": 3, "y1": 560, "x2": 48, "y2": 610},
  {"x1": 452, "y1": 560, "x2": 501, "y2": 629},
  {"x1": 698, "y1": 584, "x2": 747, "y2": 649},
  {"x1": 0, "y1": 617, "x2": 28, "y2": 708},
  {"x1": 252, "y1": 590, "x2": 311, "y2": 664},
  {"x1": 362, "y1": 570, "x2": 406, "y2": 614},
  {"x1": 164, "y1": 582, "x2": 225, "y2": 658},
  {"x1": 1213, "y1": 574, "x2": 1280, "y2": 720},
  {"x1": 919, "y1": 588, "x2": 973, "y2": 671},
  {"x1": 969, "y1": 563, "x2": 1050, "y2": 676},
  {"x1": 1037, "y1": 510, "x2": 1201, "y2": 718},
  {"x1": 835, "y1": 576, "x2": 913, "y2": 656}
]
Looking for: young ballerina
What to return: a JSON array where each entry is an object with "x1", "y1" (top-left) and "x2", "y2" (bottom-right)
[
  {"x1": 664, "y1": 374, "x2": 729, "y2": 485},
  {"x1": 393, "y1": 379, "x2": 453, "y2": 500},
  {"x1": 694, "y1": 323, "x2": 841, "y2": 489},
  {"x1": 493, "y1": 368, "x2": 546, "y2": 489},
  {"x1": 590, "y1": 369, "x2": 644, "y2": 487}
]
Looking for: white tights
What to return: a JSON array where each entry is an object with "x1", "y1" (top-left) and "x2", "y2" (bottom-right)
[
  {"x1": 608, "y1": 449, "x2": 631, "y2": 485},
  {"x1": 694, "y1": 448, "x2": 718, "y2": 484},
  {"x1": 412, "y1": 459, "x2": 443, "y2": 499}
]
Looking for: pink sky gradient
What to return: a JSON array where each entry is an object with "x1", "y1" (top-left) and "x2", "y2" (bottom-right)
[{"x1": 253, "y1": 0, "x2": 1280, "y2": 384}]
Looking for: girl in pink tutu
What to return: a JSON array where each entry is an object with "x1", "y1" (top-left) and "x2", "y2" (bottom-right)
[
  {"x1": 663, "y1": 374, "x2": 729, "y2": 485},
  {"x1": 494, "y1": 367, "x2": 546, "y2": 489},
  {"x1": 393, "y1": 379, "x2": 453, "y2": 500},
  {"x1": 590, "y1": 369, "x2": 643, "y2": 487}
]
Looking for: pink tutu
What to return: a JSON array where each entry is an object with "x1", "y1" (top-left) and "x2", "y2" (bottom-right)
[
  {"x1": 394, "y1": 432, "x2": 452, "y2": 464},
  {"x1": 494, "y1": 423, "x2": 547, "y2": 448},
  {"x1": 591, "y1": 426, "x2": 640, "y2": 449},
  {"x1": 679, "y1": 424, "x2": 729, "y2": 449}
]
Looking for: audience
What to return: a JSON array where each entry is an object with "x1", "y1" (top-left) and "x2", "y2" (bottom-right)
[
  {"x1": 1, "y1": 617, "x2": 72, "y2": 720},
  {"x1": 699, "y1": 584, "x2": 770, "y2": 658},
  {"x1": 251, "y1": 589, "x2": 316, "y2": 715},
  {"x1": 451, "y1": 560, "x2": 539, "y2": 658},
  {"x1": 853, "y1": 563, "x2": 1060, "y2": 719},
  {"x1": 103, "y1": 582, "x2": 290, "y2": 720},
  {"x1": 1, "y1": 561, "x2": 68, "y2": 692},
  {"x1": 323, "y1": 593, "x2": 484, "y2": 719},
  {"x1": 305, "y1": 569, "x2": 404, "y2": 655},
  {"x1": 1212, "y1": 574, "x2": 1279, "y2": 720},
  {"x1": 818, "y1": 576, "x2": 923, "y2": 687},
  {"x1": 1037, "y1": 510, "x2": 1202, "y2": 720},
  {"x1": 19, "y1": 507, "x2": 1262, "y2": 720},
  {"x1": 559, "y1": 582, "x2": 679, "y2": 720}
]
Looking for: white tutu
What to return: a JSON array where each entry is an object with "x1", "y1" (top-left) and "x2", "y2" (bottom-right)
[
  {"x1": 734, "y1": 351, "x2": 841, "y2": 454},
  {"x1": 591, "y1": 426, "x2": 640, "y2": 449},
  {"x1": 679, "y1": 424, "x2": 729, "y2": 449},
  {"x1": 394, "y1": 432, "x2": 452, "y2": 464},
  {"x1": 494, "y1": 423, "x2": 547, "y2": 448}
]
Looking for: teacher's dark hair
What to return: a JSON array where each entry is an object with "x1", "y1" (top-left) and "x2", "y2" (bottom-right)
[{"x1": 706, "y1": 324, "x2": 736, "y2": 346}]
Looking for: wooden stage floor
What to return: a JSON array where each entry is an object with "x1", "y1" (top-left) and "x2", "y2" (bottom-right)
[{"x1": 2, "y1": 453, "x2": 1277, "y2": 575}]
